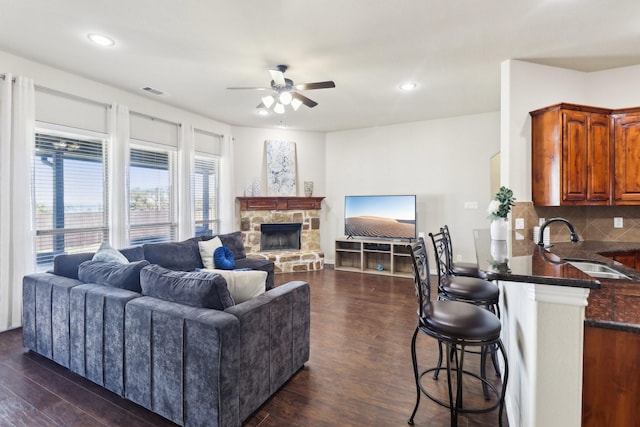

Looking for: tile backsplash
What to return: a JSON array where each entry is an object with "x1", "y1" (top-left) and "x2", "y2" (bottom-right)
[{"x1": 511, "y1": 202, "x2": 640, "y2": 243}]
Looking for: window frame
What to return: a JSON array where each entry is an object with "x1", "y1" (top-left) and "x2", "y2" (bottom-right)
[
  {"x1": 33, "y1": 123, "x2": 109, "y2": 269},
  {"x1": 193, "y1": 153, "x2": 220, "y2": 237}
]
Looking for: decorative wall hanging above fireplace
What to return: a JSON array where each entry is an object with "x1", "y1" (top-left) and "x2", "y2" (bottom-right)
[{"x1": 265, "y1": 140, "x2": 297, "y2": 196}]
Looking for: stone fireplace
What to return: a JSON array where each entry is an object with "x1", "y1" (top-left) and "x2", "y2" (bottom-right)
[{"x1": 238, "y1": 196, "x2": 324, "y2": 273}]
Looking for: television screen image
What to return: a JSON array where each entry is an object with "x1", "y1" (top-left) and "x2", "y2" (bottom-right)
[{"x1": 344, "y1": 195, "x2": 416, "y2": 240}]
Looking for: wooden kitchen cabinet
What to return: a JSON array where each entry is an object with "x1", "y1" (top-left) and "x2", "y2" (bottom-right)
[
  {"x1": 530, "y1": 103, "x2": 612, "y2": 206},
  {"x1": 600, "y1": 250, "x2": 637, "y2": 269},
  {"x1": 613, "y1": 111, "x2": 640, "y2": 204}
]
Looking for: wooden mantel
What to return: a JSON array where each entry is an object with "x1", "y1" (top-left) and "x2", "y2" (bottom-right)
[{"x1": 238, "y1": 196, "x2": 325, "y2": 211}]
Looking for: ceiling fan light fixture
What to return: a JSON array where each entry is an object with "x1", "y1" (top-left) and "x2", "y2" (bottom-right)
[
  {"x1": 291, "y1": 98, "x2": 303, "y2": 111},
  {"x1": 279, "y1": 91, "x2": 293, "y2": 105},
  {"x1": 262, "y1": 95, "x2": 275, "y2": 108},
  {"x1": 274, "y1": 103, "x2": 285, "y2": 114}
]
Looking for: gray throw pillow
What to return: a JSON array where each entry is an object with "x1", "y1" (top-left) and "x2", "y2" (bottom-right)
[
  {"x1": 78, "y1": 260, "x2": 150, "y2": 292},
  {"x1": 140, "y1": 264, "x2": 234, "y2": 310},
  {"x1": 217, "y1": 231, "x2": 246, "y2": 260},
  {"x1": 143, "y1": 238, "x2": 203, "y2": 271}
]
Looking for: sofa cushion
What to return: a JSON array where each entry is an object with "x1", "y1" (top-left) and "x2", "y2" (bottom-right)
[
  {"x1": 197, "y1": 236, "x2": 223, "y2": 269},
  {"x1": 201, "y1": 268, "x2": 266, "y2": 303},
  {"x1": 78, "y1": 260, "x2": 150, "y2": 292},
  {"x1": 140, "y1": 264, "x2": 234, "y2": 309},
  {"x1": 143, "y1": 237, "x2": 203, "y2": 271},
  {"x1": 217, "y1": 231, "x2": 246, "y2": 260},
  {"x1": 92, "y1": 242, "x2": 129, "y2": 264},
  {"x1": 214, "y1": 246, "x2": 235, "y2": 270},
  {"x1": 54, "y1": 252, "x2": 95, "y2": 279}
]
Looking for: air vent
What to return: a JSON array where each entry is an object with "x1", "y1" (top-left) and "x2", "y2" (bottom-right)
[{"x1": 141, "y1": 86, "x2": 168, "y2": 97}]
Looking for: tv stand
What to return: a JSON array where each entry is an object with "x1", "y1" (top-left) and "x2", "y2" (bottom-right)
[{"x1": 334, "y1": 238, "x2": 413, "y2": 278}]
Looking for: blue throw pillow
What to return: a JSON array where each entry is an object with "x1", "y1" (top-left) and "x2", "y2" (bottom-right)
[{"x1": 214, "y1": 246, "x2": 235, "y2": 270}]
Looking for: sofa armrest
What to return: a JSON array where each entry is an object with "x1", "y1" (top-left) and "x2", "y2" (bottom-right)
[
  {"x1": 124, "y1": 297, "x2": 241, "y2": 427},
  {"x1": 224, "y1": 281, "x2": 310, "y2": 421},
  {"x1": 22, "y1": 273, "x2": 84, "y2": 367}
]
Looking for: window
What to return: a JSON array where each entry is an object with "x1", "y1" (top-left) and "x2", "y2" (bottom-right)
[
  {"x1": 33, "y1": 129, "x2": 108, "y2": 268},
  {"x1": 129, "y1": 143, "x2": 176, "y2": 245},
  {"x1": 193, "y1": 155, "x2": 220, "y2": 237}
]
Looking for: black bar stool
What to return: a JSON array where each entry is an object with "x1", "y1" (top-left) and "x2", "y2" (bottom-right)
[
  {"x1": 430, "y1": 229, "x2": 502, "y2": 393},
  {"x1": 407, "y1": 238, "x2": 508, "y2": 427}
]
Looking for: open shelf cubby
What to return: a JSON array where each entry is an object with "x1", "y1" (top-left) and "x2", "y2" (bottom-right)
[{"x1": 334, "y1": 238, "x2": 413, "y2": 278}]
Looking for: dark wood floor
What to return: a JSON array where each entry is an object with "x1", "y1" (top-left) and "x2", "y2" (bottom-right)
[{"x1": 0, "y1": 268, "x2": 507, "y2": 426}]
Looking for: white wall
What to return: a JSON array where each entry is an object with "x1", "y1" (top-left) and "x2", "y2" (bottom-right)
[
  {"x1": 230, "y1": 126, "x2": 326, "y2": 201},
  {"x1": 324, "y1": 112, "x2": 500, "y2": 263},
  {"x1": 0, "y1": 50, "x2": 231, "y2": 135}
]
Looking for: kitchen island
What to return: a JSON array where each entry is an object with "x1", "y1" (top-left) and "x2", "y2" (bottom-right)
[{"x1": 473, "y1": 229, "x2": 640, "y2": 427}]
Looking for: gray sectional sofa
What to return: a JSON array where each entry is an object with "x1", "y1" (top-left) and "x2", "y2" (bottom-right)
[{"x1": 22, "y1": 232, "x2": 310, "y2": 427}]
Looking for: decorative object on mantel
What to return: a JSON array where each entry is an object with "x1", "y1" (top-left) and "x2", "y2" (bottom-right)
[
  {"x1": 252, "y1": 176, "x2": 261, "y2": 196},
  {"x1": 265, "y1": 140, "x2": 297, "y2": 196},
  {"x1": 487, "y1": 186, "x2": 515, "y2": 241},
  {"x1": 304, "y1": 181, "x2": 313, "y2": 197}
]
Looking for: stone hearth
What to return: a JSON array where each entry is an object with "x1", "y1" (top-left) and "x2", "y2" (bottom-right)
[{"x1": 238, "y1": 197, "x2": 325, "y2": 273}]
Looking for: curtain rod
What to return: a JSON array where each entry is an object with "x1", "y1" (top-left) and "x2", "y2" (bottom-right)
[
  {"x1": 194, "y1": 128, "x2": 224, "y2": 139},
  {"x1": 129, "y1": 110, "x2": 181, "y2": 127}
]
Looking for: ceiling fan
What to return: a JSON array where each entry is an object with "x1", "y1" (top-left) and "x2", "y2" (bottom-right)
[{"x1": 227, "y1": 65, "x2": 335, "y2": 114}]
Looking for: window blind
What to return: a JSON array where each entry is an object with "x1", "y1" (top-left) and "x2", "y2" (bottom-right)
[
  {"x1": 33, "y1": 130, "x2": 108, "y2": 267},
  {"x1": 193, "y1": 155, "x2": 220, "y2": 237},
  {"x1": 129, "y1": 143, "x2": 176, "y2": 244}
]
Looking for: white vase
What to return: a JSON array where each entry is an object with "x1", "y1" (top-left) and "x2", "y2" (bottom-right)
[
  {"x1": 490, "y1": 218, "x2": 508, "y2": 240},
  {"x1": 303, "y1": 181, "x2": 313, "y2": 197}
]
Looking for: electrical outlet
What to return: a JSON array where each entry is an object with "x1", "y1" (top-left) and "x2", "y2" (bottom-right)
[
  {"x1": 614, "y1": 217, "x2": 623, "y2": 228},
  {"x1": 539, "y1": 218, "x2": 546, "y2": 226},
  {"x1": 515, "y1": 218, "x2": 525, "y2": 229}
]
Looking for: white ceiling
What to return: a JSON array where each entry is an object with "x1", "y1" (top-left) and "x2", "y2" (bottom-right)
[{"x1": 2, "y1": 0, "x2": 640, "y2": 132}]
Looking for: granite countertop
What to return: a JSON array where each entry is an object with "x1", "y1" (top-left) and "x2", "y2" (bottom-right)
[{"x1": 473, "y1": 228, "x2": 640, "y2": 332}]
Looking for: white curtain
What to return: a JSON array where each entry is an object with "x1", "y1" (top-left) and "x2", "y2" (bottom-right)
[
  {"x1": 0, "y1": 74, "x2": 35, "y2": 331},
  {"x1": 178, "y1": 123, "x2": 194, "y2": 240},
  {"x1": 219, "y1": 134, "x2": 235, "y2": 233},
  {"x1": 108, "y1": 104, "x2": 130, "y2": 249}
]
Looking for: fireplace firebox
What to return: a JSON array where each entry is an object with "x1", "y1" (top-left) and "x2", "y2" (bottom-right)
[{"x1": 260, "y1": 223, "x2": 302, "y2": 251}]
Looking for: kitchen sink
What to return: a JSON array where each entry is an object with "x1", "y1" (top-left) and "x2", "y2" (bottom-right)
[{"x1": 567, "y1": 261, "x2": 632, "y2": 280}]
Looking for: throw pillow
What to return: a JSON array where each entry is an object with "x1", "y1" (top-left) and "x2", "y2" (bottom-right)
[
  {"x1": 92, "y1": 241, "x2": 128, "y2": 264},
  {"x1": 197, "y1": 236, "x2": 223, "y2": 269},
  {"x1": 217, "y1": 231, "x2": 247, "y2": 259},
  {"x1": 140, "y1": 264, "x2": 234, "y2": 310},
  {"x1": 143, "y1": 237, "x2": 203, "y2": 271},
  {"x1": 201, "y1": 268, "x2": 267, "y2": 304},
  {"x1": 214, "y1": 246, "x2": 235, "y2": 270},
  {"x1": 78, "y1": 260, "x2": 150, "y2": 292}
]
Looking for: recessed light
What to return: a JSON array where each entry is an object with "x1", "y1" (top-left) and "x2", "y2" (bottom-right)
[
  {"x1": 87, "y1": 33, "x2": 115, "y2": 47},
  {"x1": 399, "y1": 82, "x2": 417, "y2": 91}
]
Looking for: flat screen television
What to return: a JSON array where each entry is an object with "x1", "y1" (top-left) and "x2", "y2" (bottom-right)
[{"x1": 344, "y1": 195, "x2": 416, "y2": 240}]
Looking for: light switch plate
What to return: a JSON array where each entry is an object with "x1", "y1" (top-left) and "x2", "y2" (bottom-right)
[
  {"x1": 515, "y1": 218, "x2": 525, "y2": 229},
  {"x1": 614, "y1": 217, "x2": 623, "y2": 228}
]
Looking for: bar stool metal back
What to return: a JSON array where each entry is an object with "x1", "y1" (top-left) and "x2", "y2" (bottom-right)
[
  {"x1": 407, "y1": 238, "x2": 508, "y2": 427},
  {"x1": 442, "y1": 224, "x2": 485, "y2": 278}
]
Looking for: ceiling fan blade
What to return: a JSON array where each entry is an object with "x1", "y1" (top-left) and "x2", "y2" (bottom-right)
[
  {"x1": 292, "y1": 92, "x2": 318, "y2": 108},
  {"x1": 227, "y1": 86, "x2": 270, "y2": 90},
  {"x1": 295, "y1": 81, "x2": 335, "y2": 90},
  {"x1": 269, "y1": 69, "x2": 286, "y2": 86}
]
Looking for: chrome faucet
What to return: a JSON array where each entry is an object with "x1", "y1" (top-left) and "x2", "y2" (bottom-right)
[{"x1": 537, "y1": 217, "x2": 580, "y2": 246}]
